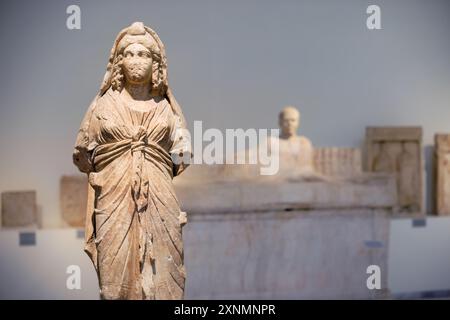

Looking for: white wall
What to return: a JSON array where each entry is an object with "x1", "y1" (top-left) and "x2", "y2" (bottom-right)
[
  {"x1": 389, "y1": 216, "x2": 450, "y2": 296},
  {"x1": 0, "y1": 229, "x2": 99, "y2": 299}
]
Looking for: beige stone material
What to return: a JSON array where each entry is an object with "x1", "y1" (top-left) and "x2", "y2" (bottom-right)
[
  {"x1": 435, "y1": 134, "x2": 450, "y2": 215},
  {"x1": 272, "y1": 107, "x2": 362, "y2": 179},
  {"x1": 175, "y1": 107, "x2": 363, "y2": 184},
  {"x1": 60, "y1": 175, "x2": 88, "y2": 227},
  {"x1": 183, "y1": 208, "x2": 390, "y2": 299},
  {"x1": 275, "y1": 106, "x2": 316, "y2": 177},
  {"x1": 174, "y1": 174, "x2": 397, "y2": 214},
  {"x1": 313, "y1": 147, "x2": 362, "y2": 177},
  {"x1": 72, "y1": 22, "x2": 191, "y2": 300},
  {"x1": 174, "y1": 176, "x2": 395, "y2": 299},
  {"x1": 1, "y1": 191, "x2": 38, "y2": 228},
  {"x1": 365, "y1": 127, "x2": 424, "y2": 215}
]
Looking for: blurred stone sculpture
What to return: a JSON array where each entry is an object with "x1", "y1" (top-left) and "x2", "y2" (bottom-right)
[
  {"x1": 313, "y1": 147, "x2": 362, "y2": 177},
  {"x1": 73, "y1": 22, "x2": 191, "y2": 299},
  {"x1": 397, "y1": 142, "x2": 420, "y2": 212},
  {"x1": 274, "y1": 106, "x2": 365, "y2": 179},
  {"x1": 278, "y1": 106, "x2": 314, "y2": 172},
  {"x1": 60, "y1": 175, "x2": 88, "y2": 227},
  {"x1": 435, "y1": 134, "x2": 450, "y2": 215},
  {"x1": 1, "y1": 191, "x2": 38, "y2": 228},
  {"x1": 373, "y1": 142, "x2": 395, "y2": 173},
  {"x1": 366, "y1": 127, "x2": 423, "y2": 215},
  {"x1": 269, "y1": 106, "x2": 317, "y2": 179}
]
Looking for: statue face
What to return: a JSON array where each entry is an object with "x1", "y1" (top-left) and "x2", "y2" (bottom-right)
[
  {"x1": 279, "y1": 110, "x2": 300, "y2": 137},
  {"x1": 122, "y1": 43, "x2": 153, "y2": 85}
]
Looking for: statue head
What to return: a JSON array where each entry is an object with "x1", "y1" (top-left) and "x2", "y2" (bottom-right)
[
  {"x1": 101, "y1": 22, "x2": 169, "y2": 96},
  {"x1": 279, "y1": 106, "x2": 300, "y2": 139}
]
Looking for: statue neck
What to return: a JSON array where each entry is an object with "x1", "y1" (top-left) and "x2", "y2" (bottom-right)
[
  {"x1": 280, "y1": 133, "x2": 298, "y2": 140},
  {"x1": 124, "y1": 82, "x2": 153, "y2": 101}
]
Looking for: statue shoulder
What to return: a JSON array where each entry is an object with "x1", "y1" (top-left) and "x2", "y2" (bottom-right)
[
  {"x1": 93, "y1": 89, "x2": 117, "y2": 119},
  {"x1": 299, "y1": 136, "x2": 313, "y2": 147}
]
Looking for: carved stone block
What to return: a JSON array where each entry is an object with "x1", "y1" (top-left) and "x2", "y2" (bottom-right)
[
  {"x1": 60, "y1": 175, "x2": 88, "y2": 227},
  {"x1": 314, "y1": 147, "x2": 362, "y2": 177},
  {"x1": 1, "y1": 191, "x2": 37, "y2": 228},
  {"x1": 435, "y1": 134, "x2": 450, "y2": 216},
  {"x1": 365, "y1": 127, "x2": 424, "y2": 215}
]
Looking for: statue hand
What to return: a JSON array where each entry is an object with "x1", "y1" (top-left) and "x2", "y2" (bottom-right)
[
  {"x1": 178, "y1": 211, "x2": 187, "y2": 227},
  {"x1": 73, "y1": 147, "x2": 92, "y2": 173}
]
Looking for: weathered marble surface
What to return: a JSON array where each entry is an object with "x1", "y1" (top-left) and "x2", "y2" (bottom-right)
[
  {"x1": 274, "y1": 106, "x2": 315, "y2": 176},
  {"x1": 1, "y1": 191, "x2": 38, "y2": 228},
  {"x1": 60, "y1": 175, "x2": 88, "y2": 227},
  {"x1": 183, "y1": 209, "x2": 389, "y2": 299},
  {"x1": 173, "y1": 112, "x2": 395, "y2": 300},
  {"x1": 435, "y1": 134, "x2": 450, "y2": 216},
  {"x1": 365, "y1": 127, "x2": 424, "y2": 215},
  {"x1": 174, "y1": 177, "x2": 394, "y2": 299},
  {"x1": 176, "y1": 145, "x2": 364, "y2": 185},
  {"x1": 314, "y1": 147, "x2": 362, "y2": 177},
  {"x1": 174, "y1": 173, "x2": 397, "y2": 213}
]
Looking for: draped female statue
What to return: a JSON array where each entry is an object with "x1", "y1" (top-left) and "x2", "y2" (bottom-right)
[{"x1": 73, "y1": 22, "x2": 191, "y2": 300}]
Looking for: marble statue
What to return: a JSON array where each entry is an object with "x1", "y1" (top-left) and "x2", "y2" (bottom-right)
[
  {"x1": 278, "y1": 106, "x2": 314, "y2": 170},
  {"x1": 73, "y1": 22, "x2": 191, "y2": 299},
  {"x1": 270, "y1": 106, "x2": 322, "y2": 179}
]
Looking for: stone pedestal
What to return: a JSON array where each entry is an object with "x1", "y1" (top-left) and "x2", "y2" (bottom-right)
[{"x1": 175, "y1": 173, "x2": 395, "y2": 299}]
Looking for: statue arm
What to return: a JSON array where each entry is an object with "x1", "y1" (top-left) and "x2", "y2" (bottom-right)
[
  {"x1": 73, "y1": 96, "x2": 99, "y2": 174},
  {"x1": 169, "y1": 114, "x2": 192, "y2": 177}
]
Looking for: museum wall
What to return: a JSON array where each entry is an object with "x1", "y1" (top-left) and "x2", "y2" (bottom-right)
[
  {"x1": 1, "y1": 0, "x2": 450, "y2": 227},
  {"x1": 1, "y1": 0, "x2": 450, "y2": 300}
]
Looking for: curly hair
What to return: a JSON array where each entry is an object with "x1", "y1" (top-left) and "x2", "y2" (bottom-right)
[{"x1": 110, "y1": 45, "x2": 168, "y2": 95}]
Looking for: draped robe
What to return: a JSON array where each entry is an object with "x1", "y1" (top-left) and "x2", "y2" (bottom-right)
[{"x1": 77, "y1": 88, "x2": 189, "y2": 299}]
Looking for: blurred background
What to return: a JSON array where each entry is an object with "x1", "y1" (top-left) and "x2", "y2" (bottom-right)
[{"x1": 1, "y1": 0, "x2": 450, "y2": 299}]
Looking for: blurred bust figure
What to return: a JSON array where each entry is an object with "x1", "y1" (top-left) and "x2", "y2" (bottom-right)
[
  {"x1": 277, "y1": 106, "x2": 315, "y2": 175},
  {"x1": 234, "y1": 105, "x2": 321, "y2": 180}
]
